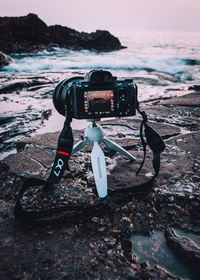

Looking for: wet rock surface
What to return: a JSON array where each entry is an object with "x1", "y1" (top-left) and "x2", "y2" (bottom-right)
[
  {"x1": 0, "y1": 71, "x2": 59, "y2": 156},
  {"x1": 0, "y1": 13, "x2": 123, "y2": 54},
  {"x1": 0, "y1": 51, "x2": 12, "y2": 68},
  {"x1": 0, "y1": 86, "x2": 200, "y2": 279}
]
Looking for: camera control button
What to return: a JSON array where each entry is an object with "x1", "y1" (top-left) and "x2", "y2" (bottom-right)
[{"x1": 119, "y1": 100, "x2": 126, "y2": 110}]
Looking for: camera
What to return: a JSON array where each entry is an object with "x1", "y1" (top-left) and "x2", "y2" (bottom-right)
[{"x1": 53, "y1": 70, "x2": 137, "y2": 119}]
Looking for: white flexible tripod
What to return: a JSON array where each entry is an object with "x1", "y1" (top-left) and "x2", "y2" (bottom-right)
[{"x1": 71, "y1": 119, "x2": 136, "y2": 198}]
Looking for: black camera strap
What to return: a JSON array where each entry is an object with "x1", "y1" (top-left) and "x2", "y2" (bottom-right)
[
  {"x1": 14, "y1": 112, "x2": 165, "y2": 225},
  {"x1": 47, "y1": 121, "x2": 74, "y2": 184}
]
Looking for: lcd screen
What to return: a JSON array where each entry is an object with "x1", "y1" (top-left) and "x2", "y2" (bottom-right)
[{"x1": 84, "y1": 90, "x2": 114, "y2": 116}]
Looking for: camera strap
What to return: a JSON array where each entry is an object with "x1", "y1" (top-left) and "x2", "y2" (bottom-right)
[
  {"x1": 14, "y1": 112, "x2": 165, "y2": 225},
  {"x1": 47, "y1": 121, "x2": 74, "y2": 184}
]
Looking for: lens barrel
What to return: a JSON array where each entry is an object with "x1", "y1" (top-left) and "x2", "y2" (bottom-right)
[{"x1": 53, "y1": 76, "x2": 83, "y2": 116}]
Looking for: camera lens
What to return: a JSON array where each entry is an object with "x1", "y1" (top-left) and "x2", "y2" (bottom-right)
[
  {"x1": 53, "y1": 76, "x2": 83, "y2": 116},
  {"x1": 53, "y1": 79, "x2": 69, "y2": 116}
]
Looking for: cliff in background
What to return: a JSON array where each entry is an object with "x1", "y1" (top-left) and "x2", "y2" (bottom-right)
[{"x1": 0, "y1": 13, "x2": 123, "y2": 53}]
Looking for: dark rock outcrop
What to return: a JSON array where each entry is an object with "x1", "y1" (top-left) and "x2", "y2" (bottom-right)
[
  {"x1": 0, "y1": 51, "x2": 12, "y2": 68},
  {"x1": 165, "y1": 227, "x2": 200, "y2": 279},
  {"x1": 49, "y1": 25, "x2": 122, "y2": 51},
  {"x1": 165, "y1": 227, "x2": 200, "y2": 264},
  {"x1": 0, "y1": 13, "x2": 123, "y2": 53}
]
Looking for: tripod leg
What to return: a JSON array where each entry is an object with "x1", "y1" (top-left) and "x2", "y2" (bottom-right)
[
  {"x1": 71, "y1": 139, "x2": 87, "y2": 156},
  {"x1": 103, "y1": 138, "x2": 136, "y2": 161},
  {"x1": 91, "y1": 142, "x2": 107, "y2": 198}
]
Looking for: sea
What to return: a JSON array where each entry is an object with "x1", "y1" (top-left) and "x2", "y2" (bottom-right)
[{"x1": 0, "y1": 31, "x2": 200, "y2": 158}]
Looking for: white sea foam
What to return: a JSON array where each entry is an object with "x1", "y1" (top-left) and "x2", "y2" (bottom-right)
[
  {"x1": 1, "y1": 31, "x2": 200, "y2": 83},
  {"x1": 1, "y1": 52, "x2": 191, "y2": 74}
]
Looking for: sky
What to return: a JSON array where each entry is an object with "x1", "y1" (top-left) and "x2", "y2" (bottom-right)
[{"x1": 1, "y1": 0, "x2": 200, "y2": 32}]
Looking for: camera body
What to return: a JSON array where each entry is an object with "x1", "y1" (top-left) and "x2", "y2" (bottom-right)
[{"x1": 53, "y1": 70, "x2": 137, "y2": 119}]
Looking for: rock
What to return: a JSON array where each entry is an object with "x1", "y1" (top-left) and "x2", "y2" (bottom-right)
[
  {"x1": 135, "y1": 265, "x2": 181, "y2": 280},
  {"x1": 188, "y1": 85, "x2": 200, "y2": 91},
  {"x1": 79, "y1": 29, "x2": 122, "y2": 51},
  {"x1": 159, "y1": 92, "x2": 200, "y2": 107},
  {"x1": 165, "y1": 227, "x2": 200, "y2": 264},
  {"x1": 0, "y1": 77, "x2": 52, "y2": 94},
  {"x1": 106, "y1": 240, "x2": 116, "y2": 249},
  {"x1": 166, "y1": 131, "x2": 200, "y2": 157},
  {"x1": 0, "y1": 13, "x2": 49, "y2": 43},
  {"x1": 0, "y1": 51, "x2": 12, "y2": 68},
  {"x1": 140, "y1": 262, "x2": 148, "y2": 268},
  {"x1": 3, "y1": 150, "x2": 49, "y2": 178},
  {"x1": 168, "y1": 196, "x2": 175, "y2": 203},
  {"x1": 49, "y1": 26, "x2": 122, "y2": 51},
  {"x1": 0, "y1": 14, "x2": 51, "y2": 53},
  {"x1": 0, "y1": 13, "x2": 123, "y2": 53}
]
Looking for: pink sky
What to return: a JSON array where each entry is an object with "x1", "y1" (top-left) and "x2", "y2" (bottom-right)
[{"x1": 1, "y1": 0, "x2": 200, "y2": 32}]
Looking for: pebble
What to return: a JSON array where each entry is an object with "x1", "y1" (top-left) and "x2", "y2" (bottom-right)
[
  {"x1": 91, "y1": 217, "x2": 102, "y2": 224},
  {"x1": 140, "y1": 262, "x2": 148, "y2": 268},
  {"x1": 106, "y1": 241, "x2": 116, "y2": 249},
  {"x1": 6, "y1": 180, "x2": 13, "y2": 186},
  {"x1": 98, "y1": 227, "x2": 107, "y2": 232},
  {"x1": 152, "y1": 207, "x2": 158, "y2": 214},
  {"x1": 107, "y1": 249, "x2": 114, "y2": 257},
  {"x1": 120, "y1": 217, "x2": 131, "y2": 223},
  {"x1": 121, "y1": 205, "x2": 129, "y2": 213},
  {"x1": 117, "y1": 133, "x2": 126, "y2": 138},
  {"x1": 123, "y1": 228, "x2": 133, "y2": 239},
  {"x1": 168, "y1": 195, "x2": 175, "y2": 202},
  {"x1": 78, "y1": 179, "x2": 87, "y2": 186},
  {"x1": 111, "y1": 229, "x2": 121, "y2": 237}
]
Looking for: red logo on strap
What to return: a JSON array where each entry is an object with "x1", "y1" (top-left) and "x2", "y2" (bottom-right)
[{"x1": 58, "y1": 151, "x2": 69, "y2": 156}]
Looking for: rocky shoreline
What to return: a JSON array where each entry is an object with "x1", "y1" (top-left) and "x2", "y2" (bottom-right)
[
  {"x1": 0, "y1": 86, "x2": 200, "y2": 279},
  {"x1": 0, "y1": 13, "x2": 123, "y2": 58}
]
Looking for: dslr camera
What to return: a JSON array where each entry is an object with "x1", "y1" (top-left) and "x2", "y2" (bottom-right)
[{"x1": 53, "y1": 70, "x2": 137, "y2": 119}]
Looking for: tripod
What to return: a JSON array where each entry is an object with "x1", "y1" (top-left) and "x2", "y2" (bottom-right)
[{"x1": 71, "y1": 119, "x2": 136, "y2": 198}]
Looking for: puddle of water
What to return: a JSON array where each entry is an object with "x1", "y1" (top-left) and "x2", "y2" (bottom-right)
[{"x1": 130, "y1": 229, "x2": 199, "y2": 280}]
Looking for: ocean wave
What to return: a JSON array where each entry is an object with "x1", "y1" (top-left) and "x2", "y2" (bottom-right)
[
  {"x1": 1, "y1": 39, "x2": 200, "y2": 84},
  {"x1": 2, "y1": 51, "x2": 192, "y2": 74},
  {"x1": 10, "y1": 48, "x2": 75, "y2": 58}
]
